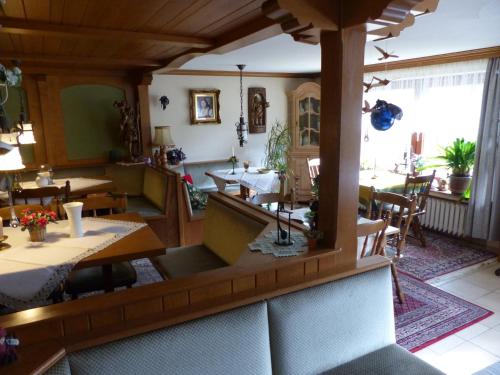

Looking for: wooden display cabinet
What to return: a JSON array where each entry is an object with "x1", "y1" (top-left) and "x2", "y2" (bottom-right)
[{"x1": 288, "y1": 82, "x2": 320, "y2": 201}]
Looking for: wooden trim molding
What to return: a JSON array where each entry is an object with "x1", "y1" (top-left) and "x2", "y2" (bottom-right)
[
  {"x1": 364, "y1": 46, "x2": 500, "y2": 73},
  {"x1": 163, "y1": 69, "x2": 317, "y2": 78}
]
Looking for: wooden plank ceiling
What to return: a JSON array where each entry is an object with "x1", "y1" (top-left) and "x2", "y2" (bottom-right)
[{"x1": 0, "y1": 0, "x2": 268, "y2": 70}]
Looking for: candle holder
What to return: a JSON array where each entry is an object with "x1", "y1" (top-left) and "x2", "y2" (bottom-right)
[
  {"x1": 228, "y1": 156, "x2": 238, "y2": 175},
  {"x1": 275, "y1": 205, "x2": 293, "y2": 247}
]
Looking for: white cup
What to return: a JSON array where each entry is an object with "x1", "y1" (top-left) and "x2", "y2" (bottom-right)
[{"x1": 63, "y1": 202, "x2": 84, "y2": 238}]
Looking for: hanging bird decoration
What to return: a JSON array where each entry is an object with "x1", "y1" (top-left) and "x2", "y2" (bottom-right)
[
  {"x1": 370, "y1": 99, "x2": 403, "y2": 131},
  {"x1": 363, "y1": 76, "x2": 391, "y2": 93},
  {"x1": 375, "y1": 46, "x2": 399, "y2": 61},
  {"x1": 362, "y1": 100, "x2": 373, "y2": 114}
]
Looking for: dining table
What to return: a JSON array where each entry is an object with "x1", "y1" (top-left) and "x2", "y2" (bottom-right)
[
  {"x1": 0, "y1": 212, "x2": 164, "y2": 310},
  {"x1": 206, "y1": 167, "x2": 280, "y2": 199},
  {"x1": 0, "y1": 177, "x2": 116, "y2": 202},
  {"x1": 358, "y1": 170, "x2": 407, "y2": 193}
]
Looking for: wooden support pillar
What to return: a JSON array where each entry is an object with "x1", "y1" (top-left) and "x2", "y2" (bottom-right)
[
  {"x1": 318, "y1": 25, "x2": 366, "y2": 267},
  {"x1": 137, "y1": 73, "x2": 153, "y2": 157}
]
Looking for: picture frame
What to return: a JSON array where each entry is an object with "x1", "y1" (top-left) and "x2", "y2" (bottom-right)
[{"x1": 189, "y1": 89, "x2": 221, "y2": 124}]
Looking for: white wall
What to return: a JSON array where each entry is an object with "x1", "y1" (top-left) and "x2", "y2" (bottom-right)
[{"x1": 149, "y1": 74, "x2": 307, "y2": 166}]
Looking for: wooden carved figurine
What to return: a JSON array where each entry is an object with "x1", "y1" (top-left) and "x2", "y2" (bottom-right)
[
  {"x1": 113, "y1": 100, "x2": 139, "y2": 162},
  {"x1": 248, "y1": 88, "x2": 269, "y2": 134}
]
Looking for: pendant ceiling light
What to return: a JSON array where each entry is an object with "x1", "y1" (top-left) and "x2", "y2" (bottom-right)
[{"x1": 235, "y1": 64, "x2": 248, "y2": 147}]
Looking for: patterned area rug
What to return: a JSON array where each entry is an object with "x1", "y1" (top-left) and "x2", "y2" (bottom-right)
[
  {"x1": 394, "y1": 231, "x2": 496, "y2": 281},
  {"x1": 395, "y1": 273, "x2": 493, "y2": 352}
]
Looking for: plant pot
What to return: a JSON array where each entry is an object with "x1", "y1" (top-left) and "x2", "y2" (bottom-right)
[
  {"x1": 29, "y1": 227, "x2": 46, "y2": 242},
  {"x1": 448, "y1": 175, "x2": 471, "y2": 195}
]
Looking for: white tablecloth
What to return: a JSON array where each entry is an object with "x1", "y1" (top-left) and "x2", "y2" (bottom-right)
[
  {"x1": 0, "y1": 218, "x2": 146, "y2": 310},
  {"x1": 210, "y1": 168, "x2": 280, "y2": 194}
]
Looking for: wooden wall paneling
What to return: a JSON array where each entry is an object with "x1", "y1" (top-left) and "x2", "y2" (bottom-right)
[
  {"x1": 24, "y1": 75, "x2": 48, "y2": 166},
  {"x1": 137, "y1": 73, "x2": 152, "y2": 157},
  {"x1": 318, "y1": 25, "x2": 366, "y2": 267},
  {"x1": 36, "y1": 75, "x2": 60, "y2": 165}
]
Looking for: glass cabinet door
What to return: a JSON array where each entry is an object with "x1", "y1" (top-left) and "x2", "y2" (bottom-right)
[{"x1": 298, "y1": 96, "x2": 320, "y2": 147}]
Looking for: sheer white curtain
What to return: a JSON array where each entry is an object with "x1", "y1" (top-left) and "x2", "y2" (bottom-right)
[{"x1": 360, "y1": 60, "x2": 487, "y2": 175}]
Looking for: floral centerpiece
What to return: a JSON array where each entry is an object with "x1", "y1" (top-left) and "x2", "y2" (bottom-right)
[{"x1": 20, "y1": 208, "x2": 57, "y2": 242}]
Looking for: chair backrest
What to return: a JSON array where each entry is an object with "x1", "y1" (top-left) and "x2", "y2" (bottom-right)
[
  {"x1": 357, "y1": 212, "x2": 392, "y2": 258},
  {"x1": 370, "y1": 191, "x2": 417, "y2": 252},
  {"x1": 250, "y1": 173, "x2": 296, "y2": 210},
  {"x1": 358, "y1": 185, "x2": 374, "y2": 218},
  {"x1": 0, "y1": 204, "x2": 44, "y2": 222},
  {"x1": 403, "y1": 170, "x2": 436, "y2": 211},
  {"x1": 12, "y1": 181, "x2": 70, "y2": 218},
  {"x1": 306, "y1": 158, "x2": 320, "y2": 186},
  {"x1": 78, "y1": 193, "x2": 128, "y2": 217}
]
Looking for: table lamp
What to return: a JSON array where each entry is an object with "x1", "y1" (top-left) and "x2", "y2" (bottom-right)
[
  {"x1": 0, "y1": 143, "x2": 26, "y2": 227},
  {"x1": 152, "y1": 126, "x2": 175, "y2": 167}
]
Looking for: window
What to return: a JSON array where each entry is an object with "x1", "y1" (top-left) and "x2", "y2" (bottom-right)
[{"x1": 361, "y1": 60, "x2": 487, "y2": 176}]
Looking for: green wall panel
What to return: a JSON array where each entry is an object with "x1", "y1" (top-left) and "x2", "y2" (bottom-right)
[
  {"x1": 60, "y1": 84, "x2": 126, "y2": 161},
  {"x1": 2, "y1": 87, "x2": 35, "y2": 164}
]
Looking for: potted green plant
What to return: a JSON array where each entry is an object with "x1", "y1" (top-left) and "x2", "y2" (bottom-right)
[
  {"x1": 425, "y1": 138, "x2": 476, "y2": 195},
  {"x1": 263, "y1": 120, "x2": 290, "y2": 173}
]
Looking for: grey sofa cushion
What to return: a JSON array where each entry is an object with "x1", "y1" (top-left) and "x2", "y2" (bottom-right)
[
  {"x1": 321, "y1": 344, "x2": 445, "y2": 375},
  {"x1": 127, "y1": 196, "x2": 163, "y2": 217},
  {"x1": 44, "y1": 357, "x2": 71, "y2": 375},
  {"x1": 153, "y1": 244, "x2": 228, "y2": 278},
  {"x1": 67, "y1": 301, "x2": 272, "y2": 375},
  {"x1": 267, "y1": 266, "x2": 395, "y2": 375}
]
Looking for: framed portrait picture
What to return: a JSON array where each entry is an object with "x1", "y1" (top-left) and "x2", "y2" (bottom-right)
[{"x1": 189, "y1": 89, "x2": 221, "y2": 124}]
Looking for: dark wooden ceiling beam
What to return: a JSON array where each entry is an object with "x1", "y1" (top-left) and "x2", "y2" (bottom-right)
[
  {"x1": 155, "y1": 15, "x2": 282, "y2": 73},
  {"x1": 0, "y1": 52, "x2": 163, "y2": 68},
  {"x1": 0, "y1": 17, "x2": 213, "y2": 48}
]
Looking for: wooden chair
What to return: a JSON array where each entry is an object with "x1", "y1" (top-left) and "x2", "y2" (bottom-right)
[
  {"x1": 64, "y1": 192, "x2": 135, "y2": 300},
  {"x1": 12, "y1": 181, "x2": 70, "y2": 219},
  {"x1": 357, "y1": 211, "x2": 404, "y2": 303},
  {"x1": 79, "y1": 192, "x2": 128, "y2": 217},
  {"x1": 403, "y1": 170, "x2": 436, "y2": 247},
  {"x1": 306, "y1": 157, "x2": 320, "y2": 186},
  {"x1": 250, "y1": 173, "x2": 296, "y2": 210},
  {"x1": 369, "y1": 191, "x2": 417, "y2": 259},
  {"x1": 358, "y1": 185, "x2": 374, "y2": 217},
  {"x1": 0, "y1": 204, "x2": 43, "y2": 223}
]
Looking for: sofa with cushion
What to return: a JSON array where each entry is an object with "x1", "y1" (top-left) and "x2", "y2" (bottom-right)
[
  {"x1": 44, "y1": 264, "x2": 443, "y2": 375},
  {"x1": 153, "y1": 194, "x2": 266, "y2": 278}
]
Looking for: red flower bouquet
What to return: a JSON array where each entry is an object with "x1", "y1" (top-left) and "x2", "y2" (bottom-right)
[{"x1": 20, "y1": 209, "x2": 57, "y2": 242}]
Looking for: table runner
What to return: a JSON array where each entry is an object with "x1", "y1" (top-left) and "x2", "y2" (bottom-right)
[{"x1": 0, "y1": 217, "x2": 146, "y2": 310}]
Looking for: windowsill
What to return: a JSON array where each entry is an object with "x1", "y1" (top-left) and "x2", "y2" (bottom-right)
[{"x1": 429, "y1": 189, "x2": 468, "y2": 203}]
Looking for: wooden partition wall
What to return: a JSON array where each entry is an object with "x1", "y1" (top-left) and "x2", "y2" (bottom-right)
[
  {"x1": 0, "y1": 192, "x2": 389, "y2": 375},
  {"x1": 13, "y1": 68, "x2": 151, "y2": 169}
]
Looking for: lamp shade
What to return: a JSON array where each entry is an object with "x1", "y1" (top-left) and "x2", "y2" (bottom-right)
[
  {"x1": 0, "y1": 146, "x2": 25, "y2": 171},
  {"x1": 152, "y1": 126, "x2": 175, "y2": 147},
  {"x1": 17, "y1": 123, "x2": 36, "y2": 145}
]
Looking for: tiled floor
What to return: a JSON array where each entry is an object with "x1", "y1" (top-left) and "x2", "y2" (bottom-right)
[{"x1": 415, "y1": 260, "x2": 500, "y2": 375}]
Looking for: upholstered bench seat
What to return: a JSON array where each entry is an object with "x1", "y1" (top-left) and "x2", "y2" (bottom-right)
[
  {"x1": 154, "y1": 245, "x2": 228, "y2": 278},
  {"x1": 127, "y1": 196, "x2": 163, "y2": 217},
  {"x1": 323, "y1": 345, "x2": 443, "y2": 375}
]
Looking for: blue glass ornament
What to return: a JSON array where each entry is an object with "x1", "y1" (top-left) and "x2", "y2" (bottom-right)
[{"x1": 370, "y1": 99, "x2": 403, "y2": 131}]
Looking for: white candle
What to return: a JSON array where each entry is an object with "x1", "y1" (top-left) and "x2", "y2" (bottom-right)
[{"x1": 232, "y1": 147, "x2": 235, "y2": 157}]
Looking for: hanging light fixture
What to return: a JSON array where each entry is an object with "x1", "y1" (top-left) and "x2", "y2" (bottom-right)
[{"x1": 235, "y1": 64, "x2": 248, "y2": 147}]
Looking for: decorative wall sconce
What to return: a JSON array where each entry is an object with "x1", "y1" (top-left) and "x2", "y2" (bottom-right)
[{"x1": 159, "y1": 96, "x2": 169, "y2": 110}]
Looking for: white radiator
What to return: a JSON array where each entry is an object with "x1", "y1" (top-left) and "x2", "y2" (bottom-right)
[{"x1": 420, "y1": 197, "x2": 468, "y2": 237}]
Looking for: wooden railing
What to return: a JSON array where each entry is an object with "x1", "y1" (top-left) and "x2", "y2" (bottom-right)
[{"x1": 0, "y1": 191, "x2": 390, "y2": 375}]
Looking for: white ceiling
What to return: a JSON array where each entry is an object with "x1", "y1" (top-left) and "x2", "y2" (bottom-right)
[{"x1": 181, "y1": 0, "x2": 500, "y2": 73}]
